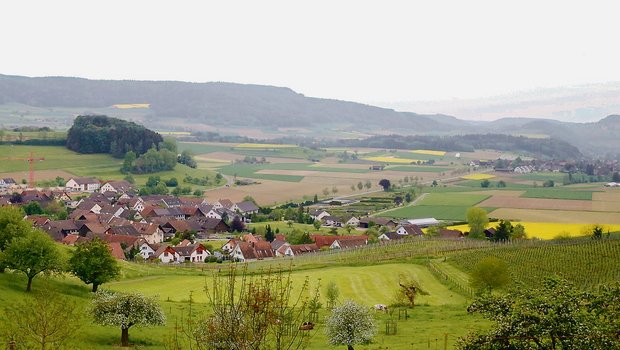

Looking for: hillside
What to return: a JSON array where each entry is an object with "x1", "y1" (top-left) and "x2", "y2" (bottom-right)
[{"x1": 1, "y1": 74, "x2": 619, "y2": 156}]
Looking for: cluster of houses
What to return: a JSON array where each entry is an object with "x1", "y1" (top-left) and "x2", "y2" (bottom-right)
[
  {"x1": 0, "y1": 175, "x2": 472, "y2": 264},
  {"x1": 221, "y1": 233, "x2": 370, "y2": 262},
  {"x1": 0, "y1": 177, "x2": 265, "y2": 261}
]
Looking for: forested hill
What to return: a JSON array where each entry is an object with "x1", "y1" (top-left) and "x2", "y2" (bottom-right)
[
  {"x1": 0, "y1": 74, "x2": 449, "y2": 130},
  {"x1": 66, "y1": 115, "x2": 163, "y2": 157},
  {"x1": 1, "y1": 74, "x2": 619, "y2": 156},
  {"x1": 330, "y1": 134, "x2": 583, "y2": 160}
]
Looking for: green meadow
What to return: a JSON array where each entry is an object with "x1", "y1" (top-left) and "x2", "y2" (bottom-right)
[
  {"x1": 0, "y1": 145, "x2": 219, "y2": 189},
  {"x1": 377, "y1": 193, "x2": 492, "y2": 221}
]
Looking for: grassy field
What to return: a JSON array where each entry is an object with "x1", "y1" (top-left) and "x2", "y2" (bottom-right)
[
  {"x1": 417, "y1": 193, "x2": 490, "y2": 207},
  {"x1": 377, "y1": 193, "x2": 492, "y2": 221},
  {"x1": 0, "y1": 145, "x2": 220, "y2": 189},
  {"x1": 378, "y1": 205, "x2": 495, "y2": 221},
  {"x1": 515, "y1": 172, "x2": 567, "y2": 182},
  {"x1": 0, "y1": 259, "x2": 488, "y2": 350},
  {"x1": 522, "y1": 188, "x2": 596, "y2": 200}
]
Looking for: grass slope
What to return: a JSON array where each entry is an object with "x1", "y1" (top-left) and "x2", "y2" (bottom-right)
[{"x1": 0, "y1": 145, "x2": 220, "y2": 189}]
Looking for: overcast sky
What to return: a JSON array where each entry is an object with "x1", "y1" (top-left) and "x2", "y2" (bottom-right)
[{"x1": 1, "y1": 0, "x2": 619, "y2": 106}]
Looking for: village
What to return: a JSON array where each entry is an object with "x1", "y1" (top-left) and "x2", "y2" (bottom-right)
[{"x1": 0, "y1": 176, "x2": 454, "y2": 265}]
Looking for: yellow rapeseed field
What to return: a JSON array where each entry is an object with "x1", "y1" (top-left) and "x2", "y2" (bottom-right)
[
  {"x1": 112, "y1": 103, "x2": 150, "y2": 109},
  {"x1": 234, "y1": 143, "x2": 298, "y2": 149},
  {"x1": 362, "y1": 156, "x2": 420, "y2": 164},
  {"x1": 447, "y1": 222, "x2": 620, "y2": 240},
  {"x1": 461, "y1": 173, "x2": 496, "y2": 180},
  {"x1": 410, "y1": 149, "x2": 446, "y2": 156}
]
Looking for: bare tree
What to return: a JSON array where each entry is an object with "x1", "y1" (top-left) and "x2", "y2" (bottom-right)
[
  {"x1": 1, "y1": 287, "x2": 82, "y2": 350},
  {"x1": 192, "y1": 265, "x2": 318, "y2": 350}
]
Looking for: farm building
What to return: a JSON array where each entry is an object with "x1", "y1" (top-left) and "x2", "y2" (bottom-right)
[{"x1": 404, "y1": 218, "x2": 440, "y2": 228}]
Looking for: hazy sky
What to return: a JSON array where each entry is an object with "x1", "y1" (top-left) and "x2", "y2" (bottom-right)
[{"x1": 1, "y1": 0, "x2": 619, "y2": 105}]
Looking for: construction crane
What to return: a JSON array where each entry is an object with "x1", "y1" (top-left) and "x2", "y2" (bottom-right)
[{"x1": 0, "y1": 151, "x2": 45, "y2": 189}]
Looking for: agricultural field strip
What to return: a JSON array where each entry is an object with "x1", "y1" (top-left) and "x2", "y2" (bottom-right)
[
  {"x1": 477, "y1": 196, "x2": 620, "y2": 212},
  {"x1": 445, "y1": 239, "x2": 620, "y2": 289},
  {"x1": 488, "y1": 208, "x2": 620, "y2": 225},
  {"x1": 448, "y1": 222, "x2": 620, "y2": 240},
  {"x1": 376, "y1": 192, "x2": 492, "y2": 220},
  {"x1": 521, "y1": 188, "x2": 598, "y2": 200}
]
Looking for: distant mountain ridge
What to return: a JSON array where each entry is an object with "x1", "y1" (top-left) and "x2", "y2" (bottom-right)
[{"x1": 0, "y1": 74, "x2": 618, "y2": 157}]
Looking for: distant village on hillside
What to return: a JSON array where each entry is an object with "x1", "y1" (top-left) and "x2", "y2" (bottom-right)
[{"x1": 0, "y1": 176, "x2": 458, "y2": 264}]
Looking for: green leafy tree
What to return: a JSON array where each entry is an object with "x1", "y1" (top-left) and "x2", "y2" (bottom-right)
[
  {"x1": 2, "y1": 229, "x2": 64, "y2": 291},
  {"x1": 288, "y1": 229, "x2": 313, "y2": 244},
  {"x1": 480, "y1": 179, "x2": 490, "y2": 188},
  {"x1": 165, "y1": 177, "x2": 178, "y2": 187},
  {"x1": 313, "y1": 220, "x2": 322, "y2": 230},
  {"x1": 378, "y1": 179, "x2": 391, "y2": 191},
  {"x1": 512, "y1": 223, "x2": 527, "y2": 239},
  {"x1": 325, "y1": 300, "x2": 376, "y2": 350},
  {"x1": 357, "y1": 182, "x2": 363, "y2": 190},
  {"x1": 466, "y1": 207, "x2": 488, "y2": 239},
  {"x1": 0, "y1": 206, "x2": 31, "y2": 252},
  {"x1": 592, "y1": 224, "x2": 604, "y2": 240},
  {"x1": 364, "y1": 180, "x2": 372, "y2": 189},
  {"x1": 230, "y1": 216, "x2": 245, "y2": 232},
  {"x1": 492, "y1": 219, "x2": 513, "y2": 242},
  {"x1": 123, "y1": 174, "x2": 135, "y2": 184},
  {"x1": 470, "y1": 257, "x2": 511, "y2": 293},
  {"x1": 1, "y1": 288, "x2": 83, "y2": 350},
  {"x1": 121, "y1": 151, "x2": 136, "y2": 173},
  {"x1": 264, "y1": 224, "x2": 275, "y2": 242},
  {"x1": 23, "y1": 201, "x2": 43, "y2": 215},
  {"x1": 69, "y1": 238, "x2": 121, "y2": 292},
  {"x1": 177, "y1": 149, "x2": 197, "y2": 168},
  {"x1": 325, "y1": 280, "x2": 340, "y2": 308},
  {"x1": 457, "y1": 278, "x2": 620, "y2": 350},
  {"x1": 92, "y1": 290, "x2": 166, "y2": 347},
  {"x1": 497, "y1": 180, "x2": 507, "y2": 188}
]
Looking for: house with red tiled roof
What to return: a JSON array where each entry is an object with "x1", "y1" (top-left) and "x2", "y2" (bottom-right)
[
  {"x1": 230, "y1": 241, "x2": 275, "y2": 262},
  {"x1": 310, "y1": 234, "x2": 368, "y2": 249},
  {"x1": 330, "y1": 237, "x2": 367, "y2": 250},
  {"x1": 153, "y1": 245, "x2": 179, "y2": 263},
  {"x1": 132, "y1": 222, "x2": 164, "y2": 244},
  {"x1": 108, "y1": 242, "x2": 126, "y2": 260}
]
